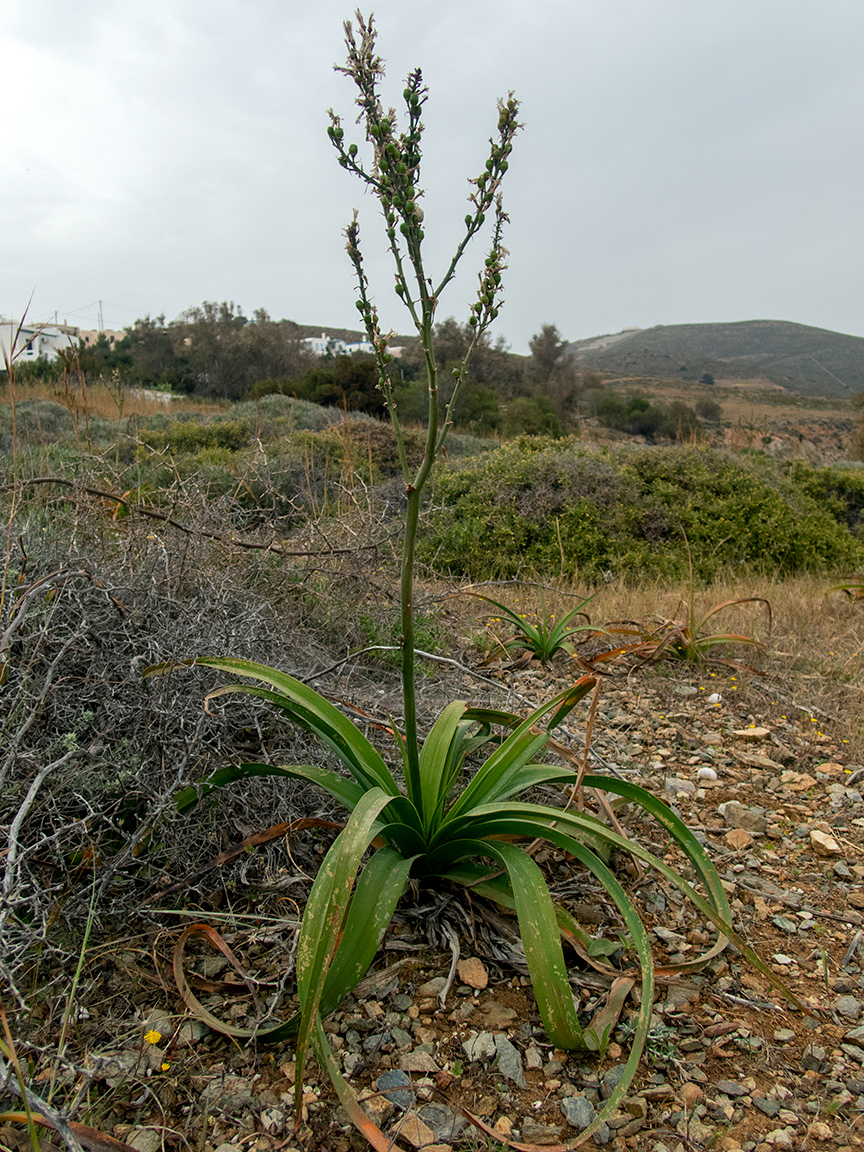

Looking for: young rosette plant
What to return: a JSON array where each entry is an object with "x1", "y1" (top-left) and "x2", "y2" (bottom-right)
[
  {"x1": 146, "y1": 16, "x2": 792, "y2": 1150},
  {"x1": 472, "y1": 589, "x2": 600, "y2": 663}
]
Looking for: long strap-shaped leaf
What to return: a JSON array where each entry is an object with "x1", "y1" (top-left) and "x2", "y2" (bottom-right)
[
  {"x1": 443, "y1": 832, "x2": 654, "y2": 1149},
  {"x1": 145, "y1": 657, "x2": 399, "y2": 796},
  {"x1": 454, "y1": 804, "x2": 806, "y2": 1010},
  {"x1": 294, "y1": 789, "x2": 398, "y2": 1123},
  {"x1": 418, "y1": 700, "x2": 467, "y2": 832},
  {"x1": 175, "y1": 762, "x2": 366, "y2": 815},
  {"x1": 172, "y1": 842, "x2": 414, "y2": 1045},
  {"x1": 446, "y1": 681, "x2": 591, "y2": 823}
]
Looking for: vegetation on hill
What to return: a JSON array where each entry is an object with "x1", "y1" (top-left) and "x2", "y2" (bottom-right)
[{"x1": 569, "y1": 318, "x2": 864, "y2": 398}]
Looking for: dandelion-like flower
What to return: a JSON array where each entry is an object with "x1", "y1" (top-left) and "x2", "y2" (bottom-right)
[{"x1": 144, "y1": 1029, "x2": 162, "y2": 1045}]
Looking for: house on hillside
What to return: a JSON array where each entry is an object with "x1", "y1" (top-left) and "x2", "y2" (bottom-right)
[
  {"x1": 303, "y1": 331, "x2": 375, "y2": 356},
  {"x1": 0, "y1": 318, "x2": 79, "y2": 365}
]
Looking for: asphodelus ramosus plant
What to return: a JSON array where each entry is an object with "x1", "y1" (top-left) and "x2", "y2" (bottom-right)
[{"x1": 147, "y1": 14, "x2": 800, "y2": 1149}]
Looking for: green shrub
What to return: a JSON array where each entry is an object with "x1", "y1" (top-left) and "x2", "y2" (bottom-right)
[
  {"x1": 423, "y1": 440, "x2": 864, "y2": 582},
  {"x1": 138, "y1": 417, "x2": 250, "y2": 453}
]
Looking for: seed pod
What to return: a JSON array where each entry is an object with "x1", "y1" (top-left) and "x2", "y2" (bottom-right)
[
  {"x1": 355, "y1": 301, "x2": 365, "y2": 312},
  {"x1": 348, "y1": 144, "x2": 358, "y2": 157}
]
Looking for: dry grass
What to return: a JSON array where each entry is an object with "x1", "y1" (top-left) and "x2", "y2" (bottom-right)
[
  {"x1": 438, "y1": 571, "x2": 864, "y2": 758},
  {"x1": 5, "y1": 378, "x2": 227, "y2": 421}
]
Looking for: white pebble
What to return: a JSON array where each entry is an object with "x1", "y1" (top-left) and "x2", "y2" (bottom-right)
[{"x1": 696, "y1": 766, "x2": 718, "y2": 781}]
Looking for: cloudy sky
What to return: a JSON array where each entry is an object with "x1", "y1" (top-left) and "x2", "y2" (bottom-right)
[{"x1": 4, "y1": 0, "x2": 863, "y2": 353}]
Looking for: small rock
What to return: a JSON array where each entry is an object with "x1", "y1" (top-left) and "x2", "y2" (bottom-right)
[
  {"x1": 808, "y1": 1120, "x2": 833, "y2": 1139},
  {"x1": 665, "y1": 777, "x2": 697, "y2": 797},
  {"x1": 525, "y1": 1045, "x2": 543, "y2": 1069},
  {"x1": 415, "y1": 977, "x2": 447, "y2": 998},
  {"x1": 772, "y1": 915, "x2": 798, "y2": 934},
  {"x1": 462, "y1": 1030, "x2": 497, "y2": 1061},
  {"x1": 718, "y1": 800, "x2": 768, "y2": 833},
  {"x1": 482, "y1": 1001, "x2": 518, "y2": 1029},
  {"x1": 391, "y1": 1111, "x2": 436, "y2": 1149},
  {"x1": 801, "y1": 1043, "x2": 827, "y2": 1070},
  {"x1": 494, "y1": 1034, "x2": 526, "y2": 1088},
  {"x1": 400, "y1": 1050, "x2": 439, "y2": 1073},
  {"x1": 679, "y1": 1083, "x2": 703, "y2": 1109},
  {"x1": 811, "y1": 829, "x2": 843, "y2": 856},
  {"x1": 600, "y1": 1063, "x2": 628, "y2": 1100},
  {"x1": 773, "y1": 1028, "x2": 796, "y2": 1042},
  {"x1": 725, "y1": 828, "x2": 753, "y2": 850},
  {"x1": 696, "y1": 765, "x2": 718, "y2": 781},
  {"x1": 127, "y1": 1131, "x2": 161, "y2": 1152},
  {"x1": 561, "y1": 1095, "x2": 594, "y2": 1130},
  {"x1": 753, "y1": 1096, "x2": 781, "y2": 1117},
  {"x1": 377, "y1": 1069, "x2": 415, "y2": 1111},
  {"x1": 763, "y1": 1129, "x2": 794, "y2": 1148},
  {"x1": 733, "y1": 726, "x2": 771, "y2": 741},
  {"x1": 716, "y1": 1080, "x2": 750, "y2": 1098},
  {"x1": 521, "y1": 1119, "x2": 562, "y2": 1144},
  {"x1": 837, "y1": 996, "x2": 863, "y2": 1020},
  {"x1": 455, "y1": 957, "x2": 488, "y2": 990},
  {"x1": 417, "y1": 1104, "x2": 463, "y2": 1142}
]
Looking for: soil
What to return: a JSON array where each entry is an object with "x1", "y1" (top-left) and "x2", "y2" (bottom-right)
[{"x1": 6, "y1": 655, "x2": 864, "y2": 1152}]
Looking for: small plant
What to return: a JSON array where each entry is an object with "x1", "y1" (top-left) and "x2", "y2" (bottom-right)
[
  {"x1": 147, "y1": 16, "x2": 795, "y2": 1150},
  {"x1": 610, "y1": 531, "x2": 771, "y2": 666},
  {"x1": 471, "y1": 588, "x2": 600, "y2": 662}
]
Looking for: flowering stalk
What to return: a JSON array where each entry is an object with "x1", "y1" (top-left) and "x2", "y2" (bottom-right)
[{"x1": 328, "y1": 12, "x2": 520, "y2": 801}]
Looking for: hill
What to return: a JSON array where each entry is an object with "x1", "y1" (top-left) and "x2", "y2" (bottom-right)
[{"x1": 568, "y1": 319, "x2": 864, "y2": 398}]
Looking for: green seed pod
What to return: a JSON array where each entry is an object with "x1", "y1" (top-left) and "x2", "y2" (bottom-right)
[
  {"x1": 348, "y1": 143, "x2": 358, "y2": 157},
  {"x1": 383, "y1": 353, "x2": 392, "y2": 364},
  {"x1": 338, "y1": 156, "x2": 348, "y2": 168},
  {"x1": 400, "y1": 222, "x2": 410, "y2": 235},
  {"x1": 465, "y1": 214, "x2": 473, "y2": 226},
  {"x1": 452, "y1": 367, "x2": 461, "y2": 378},
  {"x1": 327, "y1": 125, "x2": 336, "y2": 138},
  {"x1": 468, "y1": 315, "x2": 478, "y2": 326},
  {"x1": 335, "y1": 127, "x2": 344, "y2": 140},
  {"x1": 380, "y1": 118, "x2": 390, "y2": 133},
  {"x1": 403, "y1": 88, "x2": 412, "y2": 101},
  {"x1": 355, "y1": 300, "x2": 365, "y2": 312}
]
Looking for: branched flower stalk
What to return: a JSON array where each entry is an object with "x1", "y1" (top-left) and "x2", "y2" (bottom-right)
[{"x1": 327, "y1": 11, "x2": 520, "y2": 790}]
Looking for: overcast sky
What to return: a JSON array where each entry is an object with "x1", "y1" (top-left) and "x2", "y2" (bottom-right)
[{"x1": 4, "y1": 0, "x2": 863, "y2": 354}]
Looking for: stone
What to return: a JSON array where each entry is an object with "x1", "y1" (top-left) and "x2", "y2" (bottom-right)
[
  {"x1": 716, "y1": 1080, "x2": 750, "y2": 1098},
  {"x1": 482, "y1": 1001, "x2": 518, "y2": 1029},
  {"x1": 400, "y1": 1050, "x2": 440, "y2": 1073},
  {"x1": 364, "y1": 1096, "x2": 395, "y2": 1127},
  {"x1": 462, "y1": 1030, "x2": 497, "y2": 1061},
  {"x1": 718, "y1": 801, "x2": 768, "y2": 833},
  {"x1": 773, "y1": 1028, "x2": 796, "y2": 1042},
  {"x1": 600, "y1": 1063, "x2": 628, "y2": 1099},
  {"x1": 561, "y1": 1095, "x2": 594, "y2": 1130},
  {"x1": 763, "y1": 1129, "x2": 794, "y2": 1148},
  {"x1": 753, "y1": 1096, "x2": 781, "y2": 1117},
  {"x1": 696, "y1": 765, "x2": 718, "y2": 781},
  {"x1": 733, "y1": 727, "x2": 771, "y2": 741},
  {"x1": 811, "y1": 829, "x2": 843, "y2": 856},
  {"x1": 376, "y1": 1069, "x2": 415, "y2": 1111},
  {"x1": 772, "y1": 915, "x2": 799, "y2": 934},
  {"x1": 837, "y1": 996, "x2": 863, "y2": 1020},
  {"x1": 417, "y1": 1104, "x2": 463, "y2": 1142},
  {"x1": 736, "y1": 752, "x2": 785, "y2": 771},
  {"x1": 175, "y1": 1020, "x2": 208, "y2": 1048},
  {"x1": 126, "y1": 1130, "x2": 161, "y2": 1152},
  {"x1": 391, "y1": 1111, "x2": 436, "y2": 1149},
  {"x1": 415, "y1": 977, "x2": 447, "y2": 998},
  {"x1": 521, "y1": 1119, "x2": 562, "y2": 1144},
  {"x1": 665, "y1": 777, "x2": 697, "y2": 797},
  {"x1": 455, "y1": 958, "x2": 488, "y2": 989},
  {"x1": 494, "y1": 1034, "x2": 526, "y2": 1088},
  {"x1": 679, "y1": 1083, "x2": 703, "y2": 1109},
  {"x1": 725, "y1": 828, "x2": 753, "y2": 850},
  {"x1": 525, "y1": 1045, "x2": 543, "y2": 1069}
]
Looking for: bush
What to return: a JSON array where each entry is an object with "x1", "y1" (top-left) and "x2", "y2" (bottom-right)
[{"x1": 422, "y1": 439, "x2": 864, "y2": 582}]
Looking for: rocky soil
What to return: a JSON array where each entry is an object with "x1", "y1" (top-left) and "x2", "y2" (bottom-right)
[{"x1": 5, "y1": 659, "x2": 864, "y2": 1152}]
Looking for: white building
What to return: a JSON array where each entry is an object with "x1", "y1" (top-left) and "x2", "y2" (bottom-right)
[
  {"x1": 0, "y1": 318, "x2": 79, "y2": 366},
  {"x1": 302, "y1": 331, "x2": 375, "y2": 357}
]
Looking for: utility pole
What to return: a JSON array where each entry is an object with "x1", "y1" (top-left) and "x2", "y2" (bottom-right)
[{"x1": 98, "y1": 301, "x2": 104, "y2": 332}]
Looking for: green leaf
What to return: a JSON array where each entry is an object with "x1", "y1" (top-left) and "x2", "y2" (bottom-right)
[
  {"x1": 175, "y1": 762, "x2": 365, "y2": 815},
  {"x1": 419, "y1": 701, "x2": 468, "y2": 831},
  {"x1": 145, "y1": 657, "x2": 399, "y2": 796},
  {"x1": 294, "y1": 789, "x2": 393, "y2": 1117}
]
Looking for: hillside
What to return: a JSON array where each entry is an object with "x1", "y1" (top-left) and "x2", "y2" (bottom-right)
[{"x1": 568, "y1": 319, "x2": 864, "y2": 398}]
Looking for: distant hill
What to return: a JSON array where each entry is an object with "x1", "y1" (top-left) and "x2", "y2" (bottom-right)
[{"x1": 567, "y1": 320, "x2": 864, "y2": 398}]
